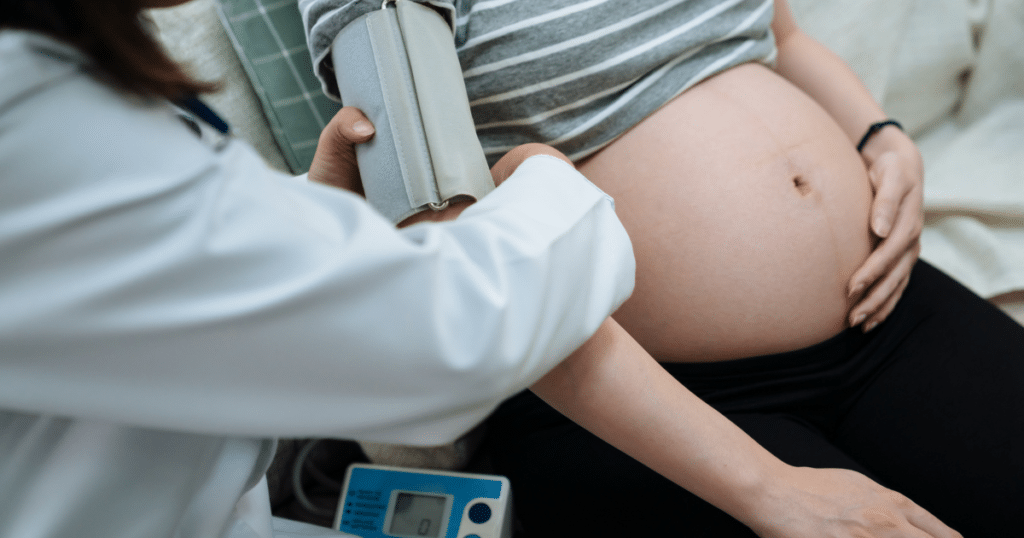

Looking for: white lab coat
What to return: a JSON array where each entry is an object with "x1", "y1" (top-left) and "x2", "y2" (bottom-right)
[{"x1": 0, "y1": 31, "x2": 635, "y2": 538}]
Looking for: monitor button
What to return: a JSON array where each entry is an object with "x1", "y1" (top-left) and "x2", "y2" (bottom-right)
[{"x1": 468, "y1": 502, "x2": 491, "y2": 524}]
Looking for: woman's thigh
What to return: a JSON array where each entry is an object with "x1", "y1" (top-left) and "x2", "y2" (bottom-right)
[
  {"x1": 485, "y1": 394, "x2": 874, "y2": 538},
  {"x1": 835, "y1": 262, "x2": 1024, "y2": 536}
]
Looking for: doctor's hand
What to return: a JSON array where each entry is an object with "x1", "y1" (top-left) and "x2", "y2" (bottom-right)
[
  {"x1": 308, "y1": 107, "x2": 376, "y2": 194},
  {"x1": 748, "y1": 466, "x2": 961, "y2": 538},
  {"x1": 847, "y1": 126, "x2": 924, "y2": 332}
]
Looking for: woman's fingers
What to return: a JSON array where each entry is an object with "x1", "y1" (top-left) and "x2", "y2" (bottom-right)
[
  {"x1": 847, "y1": 153, "x2": 923, "y2": 327},
  {"x1": 847, "y1": 216, "x2": 920, "y2": 327},
  {"x1": 308, "y1": 107, "x2": 375, "y2": 193},
  {"x1": 862, "y1": 273, "x2": 909, "y2": 331},
  {"x1": 889, "y1": 490, "x2": 965, "y2": 538},
  {"x1": 849, "y1": 243, "x2": 917, "y2": 330},
  {"x1": 849, "y1": 148, "x2": 923, "y2": 282},
  {"x1": 867, "y1": 152, "x2": 907, "y2": 238}
]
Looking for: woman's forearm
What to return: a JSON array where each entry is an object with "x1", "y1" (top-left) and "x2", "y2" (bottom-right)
[
  {"x1": 528, "y1": 318, "x2": 784, "y2": 525},
  {"x1": 770, "y1": 0, "x2": 888, "y2": 145},
  {"x1": 527, "y1": 319, "x2": 961, "y2": 538}
]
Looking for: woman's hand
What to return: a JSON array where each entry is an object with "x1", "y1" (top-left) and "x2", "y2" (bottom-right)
[
  {"x1": 747, "y1": 466, "x2": 961, "y2": 538},
  {"x1": 847, "y1": 127, "x2": 924, "y2": 332},
  {"x1": 307, "y1": 107, "x2": 376, "y2": 193}
]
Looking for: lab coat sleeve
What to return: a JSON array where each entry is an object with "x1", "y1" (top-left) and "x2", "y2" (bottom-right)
[{"x1": 0, "y1": 83, "x2": 634, "y2": 444}]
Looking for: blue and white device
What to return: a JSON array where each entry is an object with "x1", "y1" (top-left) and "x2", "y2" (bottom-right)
[{"x1": 334, "y1": 464, "x2": 513, "y2": 538}]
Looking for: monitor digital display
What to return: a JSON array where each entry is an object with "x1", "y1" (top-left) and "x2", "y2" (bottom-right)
[{"x1": 388, "y1": 492, "x2": 448, "y2": 537}]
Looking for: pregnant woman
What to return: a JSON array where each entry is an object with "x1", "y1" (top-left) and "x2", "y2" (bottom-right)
[{"x1": 306, "y1": 0, "x2": 1023, "y2": 535}]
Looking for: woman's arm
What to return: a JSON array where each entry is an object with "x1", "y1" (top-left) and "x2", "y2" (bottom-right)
[
  {"x1": 771, "y1": 0, "x2": 924, "y2": 332},
  {"x1": 532, "y1": 318, "x2": 962, "y2": 538}
]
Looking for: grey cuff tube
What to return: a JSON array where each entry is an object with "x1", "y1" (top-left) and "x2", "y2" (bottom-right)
[{"x1": 331, "y1": 0, "x2": 494, "y2": 224}]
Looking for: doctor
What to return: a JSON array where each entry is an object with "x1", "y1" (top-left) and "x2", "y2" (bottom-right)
[{"x1": 0, "y1": 1, "x2": 635, "y2": 537}]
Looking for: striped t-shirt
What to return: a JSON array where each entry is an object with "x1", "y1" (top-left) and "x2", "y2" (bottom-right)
[{"x1": 303, "y1": 0, "x2": 777, "y2": 164}]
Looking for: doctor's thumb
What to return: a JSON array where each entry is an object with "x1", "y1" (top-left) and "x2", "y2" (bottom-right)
[{"x1": 309, "y1": 107, "x2": 375, "y2": 193}]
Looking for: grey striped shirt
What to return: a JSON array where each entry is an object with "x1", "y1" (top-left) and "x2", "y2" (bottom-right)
[{"x1": 303, "y1": 0, "x2": 777, "y2": 164}]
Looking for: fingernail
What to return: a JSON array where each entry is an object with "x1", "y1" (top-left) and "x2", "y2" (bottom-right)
[
  {"x1": 852, "y1": 313, "x2": 866, "y2": 327},
  {"x1": 352, "y1": 120, "x2": 374, "y2": 136},
  {"x1": 848, "y1": 283, "x2": 864, "y2": 298},
  {"x1": 863, "y1": 320, "x2": 879, "y2": 333}
]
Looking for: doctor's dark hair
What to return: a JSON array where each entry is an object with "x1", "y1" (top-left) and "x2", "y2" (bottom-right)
[{"x1": 0, "y1": 0, "x2": 217, "y2": 100}]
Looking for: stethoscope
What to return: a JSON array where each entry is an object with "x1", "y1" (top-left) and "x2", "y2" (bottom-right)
[
  {"x1": 174, "y1": 95, "x2": 231, "y2": 149},
  {"x1": 176, "y1": 95, "x2": 230, "y2": 135}
]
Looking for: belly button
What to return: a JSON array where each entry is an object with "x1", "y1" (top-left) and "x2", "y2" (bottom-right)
[{"x1": 792, "y1": 175, "x2": 813, "y2": 196}]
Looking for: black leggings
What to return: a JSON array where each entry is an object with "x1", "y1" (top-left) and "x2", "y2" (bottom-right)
[{"x1": 484, "y1": 261, "x2": 1024, "y2": 537}]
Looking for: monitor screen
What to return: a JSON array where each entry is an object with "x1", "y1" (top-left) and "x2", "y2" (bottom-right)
[{"x1": 388, "y1": 492, "x2": 448, "y2": 537}]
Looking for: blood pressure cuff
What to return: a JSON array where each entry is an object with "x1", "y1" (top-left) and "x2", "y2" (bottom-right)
[{"x1": 331, "y1": 0, "x2": 494, "y2": 224}]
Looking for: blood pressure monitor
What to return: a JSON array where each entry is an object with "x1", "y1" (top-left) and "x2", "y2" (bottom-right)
[{"x1": 334, "y1": 464, "x2": 513, "y2": 538}]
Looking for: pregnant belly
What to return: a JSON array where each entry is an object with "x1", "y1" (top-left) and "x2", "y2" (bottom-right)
[{"x1": 577, "y1": 63, "x2": 874, "y2": 362}]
